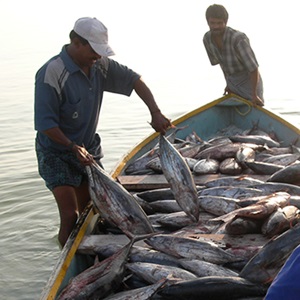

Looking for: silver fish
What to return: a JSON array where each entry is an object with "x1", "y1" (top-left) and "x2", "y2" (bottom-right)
[
  {"x1": 179, "y1": 258, "x2": 239, "y2": 278},
  {"x1": 184, "y1": 157, "x2": 199, "y2": 170},
  {"x1": 156, "y1": 211, "x2": 194, "y2": 229},
  {"x1": 86, "y1": 163, "x2": 154, "y2": 238},
  {"x1": 145, "y1": 234, "x2": 239, "y2": 265},
  {"x1": 124, "y1": 148, "x2": 159, "y2": 175},
  {"x1": 94, "y1": 244, "x2": 181, "y2": 268},
  {"x1": 157, "y1": 276, "x2": 267, "y2": 299},
  {"x1": 103, "y1": 278, "x2": 167, "y2": 300},
  {"x1": 198, "y1": 195, "x2": 241, "y2": 216},
  {"x1": 128, "y1": 245, "x2": 181, "y2": 267},
  {"x1": 225, "y1": 245, "x2": 262, "y2": 261},
  {"x1": 136, "y1": 187, "x2": 175, "y2": 202},
  {"x1": 199, "y1": 186, "x2": 263, "y2": 199},
  {"x1": 225, "y1": 217, "x2": 263, "y2": 235},
  {"x1": 178, "y1": 143, "x2": 203, "y2": 158},
  {"x1": 159, "y1": 134, "x2": 199, "y2": 222},
  {"x1": 267, "y1": 162, "x2": 300, "y2": 184},
  {"x1": 205, "y1": 176, "x2": 265, "y2": 188},
  {"x1": 195, "y1": 143, "x2": 241, "y2": 160},
  {"x1": 235, "y1": 146, "x2": 256, "y2": 167},
  {"x1": 244, "y1": 123, "x2": 271, "y2": 137},
  {"x1": 240, "y1": 223, "x2": 300, "y2": 284},
  {"x1": 57, "y1": 236, "x2": 144, "y2": 300},
  {"x1": 132, "y1": 194, "x2": 155, "y2": 215},
  {"x1": 261, "y1": 153, "x2": 300, "y2": 166},
  {"x1": 219, "y1": 158, "x2": 243, "y2": 175},
  {"x1": 261, "y1": 205, "x2": 300, "y2": 237},
  {"x1": 248, "y1": 182, "x2": 300, "y2": 196},
  {"x1": 126, "y1": 261, "x2": 197, "y2": 284},
  {"x1": 149, "y1": 199, "x2": 182, "y2": 214},
  {"x1": 290, "y1": 195, "x2": 300, "y2": 208},
  {"x1": 145, "y1": 156, "x2": 162, "y2": 173},
  {"x1": 124, "y1": 130, "x2": 184, "y2": 175},
  {"x1": 228, "y1": 134, "x2": 280, "y2": 148},
  {"x1": 211, "y1": 192, "x2": 291, "y2": 224},
  {"x1": 207, "y1": 136, "x2": 233, "y2": 146},
  {"x1": 263, "y1": 146, "x2": 294, "y2": 155},
  {"x1": 245, "y1": 161, "x2": 284, "y2": 175},
  {"x1": 193, "y1": 158, "x2": 219, "y2": 174}
]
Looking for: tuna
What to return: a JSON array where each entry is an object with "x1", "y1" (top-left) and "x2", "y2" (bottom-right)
[
  {"x1": 159, "y1": 134, "x2": 199, "y2": 222},
  {"x1": 157, "y1": 276, "x2": 267, "y2": 300},
  {"x1": 267, "y1": 162, "x2": 300, "y2": 184},
  {"x1": 126, "y1": 261, "x2": 197, "y2": 284},
  {"x1": 57, "y1": 235, "x2": 149, "y2": 300},
  {"x1": 228, "y1": 134, "x2": 281, "y2": 148},
  {"x1": 103, "y1": 278, "x2": 167, "y2": 300},
  {"x1": 145, "y1": 234, "x2": 239, "y2": 265},
  {"x1": 86, "y1": 163, "x2": 154, "y2": 238},
  {"x1": 210, "y1": 192, "x2": 290, "y2": 224},
  {"x1": 240, "y1": 223, "x2": 300, "y2": 284}
]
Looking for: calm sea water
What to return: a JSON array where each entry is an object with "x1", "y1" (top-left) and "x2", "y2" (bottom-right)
[{"x1": 0, "y1": 1, "x2": 299, "y2": 299}]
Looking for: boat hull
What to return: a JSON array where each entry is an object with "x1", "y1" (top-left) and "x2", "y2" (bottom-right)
[{"x1": 41, "y1": 94, "x2": 300, "y2": 299}]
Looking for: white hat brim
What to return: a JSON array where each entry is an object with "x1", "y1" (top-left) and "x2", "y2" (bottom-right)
[{"x1": 89, "y1": 41, "x2": 115, "y2": 56}]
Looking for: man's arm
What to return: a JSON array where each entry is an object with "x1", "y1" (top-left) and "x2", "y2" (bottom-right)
[
  {"x1": 42, "y1": 127, "x2": 93, "y2": 165},
  {"x1": 250, "y1": 68, "x2": 264, "y2": 106},
  {"x1": 133, "y1": 78, "x2": 172, "y2": 134}
]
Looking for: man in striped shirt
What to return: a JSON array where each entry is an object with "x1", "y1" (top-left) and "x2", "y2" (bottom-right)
[
  {"x1": 203, "y1": 4, "x2": 264, "y2": 106},
  {"x1": 34, "y1": 17, "x2": 171, "y2": 247}
]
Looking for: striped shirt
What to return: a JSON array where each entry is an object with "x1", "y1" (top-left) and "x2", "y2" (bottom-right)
[{"x1": 203, "y1": 27, "x2": 259, "y2": 76}]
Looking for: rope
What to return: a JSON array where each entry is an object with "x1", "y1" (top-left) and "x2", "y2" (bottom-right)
[{"x1": 232, "y1": 98, "x2": 252, "y2": 116}]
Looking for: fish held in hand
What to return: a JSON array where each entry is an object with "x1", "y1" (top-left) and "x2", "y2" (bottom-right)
[
  {"x1": 86, "y1": 163, "x2": 154, "y2": 238},
  {"x1": 159, "y1": 134, "x2": 199, "y2": 222}
]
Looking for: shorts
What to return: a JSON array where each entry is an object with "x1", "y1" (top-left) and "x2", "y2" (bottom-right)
[{"x1": 35, "y1": 139, "x2": 103, "y2": 191}]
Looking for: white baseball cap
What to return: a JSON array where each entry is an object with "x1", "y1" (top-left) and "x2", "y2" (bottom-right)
[{"x1": 73, "y1": 17, "x2": 115, "y2": 56}]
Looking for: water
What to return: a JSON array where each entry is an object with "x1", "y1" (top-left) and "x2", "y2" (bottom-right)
[{"x1": 0, "y1": 0, "x2": 299, "y2": 299}]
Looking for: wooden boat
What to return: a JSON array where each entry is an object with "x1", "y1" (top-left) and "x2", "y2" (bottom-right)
[{"x1": 40, "y1": 94, "x2": 300, "y2": 299}]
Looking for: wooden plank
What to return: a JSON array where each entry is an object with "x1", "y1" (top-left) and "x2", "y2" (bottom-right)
[{"x1": 117, "y1": 174, "x2": 169, "y2": 190}]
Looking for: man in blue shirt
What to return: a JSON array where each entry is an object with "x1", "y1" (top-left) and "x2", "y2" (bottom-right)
[
  {"x1": 203, "y1": 4, "x2": 264, "y2": 106},
  {"x1": 34, "y1": 17, "x2": 171, "y2": 247}
]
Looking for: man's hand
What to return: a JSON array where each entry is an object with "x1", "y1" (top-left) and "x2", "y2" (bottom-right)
[
  {"x1": 72, "y1": 144, "x2": 94, "y2": 165},
  {"x1": 150, "y1": 110, "x2": 173, "y2": 135},
  {"x1": 252, "y1": 95, "x2": 264, "y2": 107}
]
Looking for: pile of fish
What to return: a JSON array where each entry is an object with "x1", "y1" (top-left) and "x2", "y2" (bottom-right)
[
  {"x1": 125, "y1": 125, "x2": 300, "y2": 183},
  {"x1": 57, "y1": 125, "x2": 300, "y2": 299}
]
